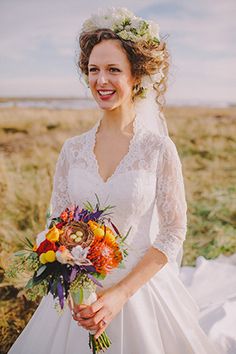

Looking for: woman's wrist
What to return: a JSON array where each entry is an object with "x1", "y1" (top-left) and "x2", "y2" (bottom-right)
[
  {"x1": 113, "y1": 281, "x2": 131, "y2": 303},
  {"x1": 112, "y1": 247, "x2": 168, "y2": 302}
]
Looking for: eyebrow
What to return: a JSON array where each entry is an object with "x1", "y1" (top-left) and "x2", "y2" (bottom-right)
[{"x1": 88, "y1": 64, "x2": 120, "y2": 67}]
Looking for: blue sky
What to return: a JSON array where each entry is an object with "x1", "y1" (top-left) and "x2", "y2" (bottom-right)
[{"x1": 0, "y1": 0, "x2": 235, "y2": 105}]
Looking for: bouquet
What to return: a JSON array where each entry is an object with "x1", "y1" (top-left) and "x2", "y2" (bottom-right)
[{"x1": 6, "y1": 194, "x2": 130, "y2": 354}]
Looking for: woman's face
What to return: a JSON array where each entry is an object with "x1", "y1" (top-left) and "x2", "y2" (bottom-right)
[{"x1": 88, "y1": 39, "x2": 135, "y2": 111}]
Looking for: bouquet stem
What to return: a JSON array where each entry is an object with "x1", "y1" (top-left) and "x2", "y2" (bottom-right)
[{"x1": 69, "y1": 289, "x2": 111, "y2": 353}]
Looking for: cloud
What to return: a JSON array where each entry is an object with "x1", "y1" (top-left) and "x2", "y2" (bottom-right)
[{"x1": 0, "y1": 0, "x2": 235, "y2": 103}]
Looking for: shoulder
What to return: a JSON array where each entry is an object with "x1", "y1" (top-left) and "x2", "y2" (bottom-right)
[
  {"x1": 144, "y1": 132, "x2": 178, "y2": 153},
  {"x1": 157, "y1": 135, "x2": 183, "y2": 167},
  {"x1": 59, "y1": 124, "x2": 95, "y2": 155},
  {"x1": 160, "y1": 135, "x2": 179, "y2": 154}
]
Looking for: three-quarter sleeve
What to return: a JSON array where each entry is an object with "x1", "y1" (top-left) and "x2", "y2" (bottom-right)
[
  {"x1": 152, "y1": 136, "x2": 188, "y2": 263},
  {"x1": 36, "y1": 140, "x2": 71, "y2": 246}
]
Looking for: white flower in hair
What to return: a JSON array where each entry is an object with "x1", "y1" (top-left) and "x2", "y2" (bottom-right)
[
  {"x1": 148, "y1": 20, "x2": 160, "y2": 39},
  {"x1": 81, "y1": 7, "x2": 160, "y2": 44},
  {"x1": 131, "y1": 18, "x2": 142, "y2": 31}
]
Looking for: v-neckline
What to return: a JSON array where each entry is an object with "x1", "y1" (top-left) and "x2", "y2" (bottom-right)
[{"x1": 91, "y1": 114, "x2": 139, "y2": 185}]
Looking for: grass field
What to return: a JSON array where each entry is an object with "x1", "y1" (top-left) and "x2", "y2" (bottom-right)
[{"x1": 0, "y1": 105, "x2": 235, "y2": 353}]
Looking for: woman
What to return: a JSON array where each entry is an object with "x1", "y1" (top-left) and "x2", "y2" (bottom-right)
[{"x1": 8, "y1": 7, "x2": 222, "y2": 354}]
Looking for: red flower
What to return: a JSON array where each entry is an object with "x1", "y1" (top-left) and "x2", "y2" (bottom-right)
[
  {"x1": 56, "y1": 221, "x2": 66, "y2": 229},
  {"x1": 36, "y1": 239, "x2": 58, "y2": 255}
]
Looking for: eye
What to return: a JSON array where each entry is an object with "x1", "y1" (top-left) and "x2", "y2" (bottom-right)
[
  {"x1": 109, "y1": 67, "x2": 121, "y2": 72},
  {"x1": 88, "y1": 67, "x2": 98, "y2": 72}
]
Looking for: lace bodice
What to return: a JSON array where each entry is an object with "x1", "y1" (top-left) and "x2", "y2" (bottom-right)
[{"x1": 37, "y1": 112, "x2": 187, "y2": 268}]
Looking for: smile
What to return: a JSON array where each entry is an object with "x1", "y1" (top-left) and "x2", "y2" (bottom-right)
[{"x1": 97, "y1": 90, "x2": 116, "y2": 97}]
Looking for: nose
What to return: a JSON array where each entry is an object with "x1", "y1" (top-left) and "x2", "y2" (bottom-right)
[{"x1": 97, "y1": 70, "x2": 108, "y2": 85}]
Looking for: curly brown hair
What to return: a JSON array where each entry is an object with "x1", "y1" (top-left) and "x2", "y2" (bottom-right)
[{"x1": 77, "y1": 28, "x2": 170, "y2": 111}]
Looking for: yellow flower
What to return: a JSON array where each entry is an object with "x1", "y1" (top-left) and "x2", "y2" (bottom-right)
[
  {"x1": 93, "y1": 227, "x2": 105, "y2": 238},
  {"x1": 46, "y1": 226, "x2": 60, "y2": 242},
  {"x1": 44, "y1": 250, "x2": 56, "y2": 263},
  {"x1": 101, "y1": 226, "x2": 116, "y2": 242},
  {"x1": 39, "y1": 250, "x2": 56, "y2": 264},
  {"x1": 88, "y1": 220, "x2": 100, "y2": 231},
  {"x1": 39, "y1": 253, "x2": 47, "y2": 264}
]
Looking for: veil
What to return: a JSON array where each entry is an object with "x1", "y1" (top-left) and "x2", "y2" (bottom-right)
[
  {"x1": 134, "y1": 79, "x2": 184, "y2": 268},
  {"x1": 133, "y1": 80, "x2": 169, "y2": 136}
]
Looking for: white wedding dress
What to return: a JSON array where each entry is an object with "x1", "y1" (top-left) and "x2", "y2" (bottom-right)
[{"x1": 8, "y1": 113, "x2": 236, "y2": 354}]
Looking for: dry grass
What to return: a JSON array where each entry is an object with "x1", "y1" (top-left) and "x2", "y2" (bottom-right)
[{"x1": 0, "y1": 105, "x2": 236, "y2": 353}]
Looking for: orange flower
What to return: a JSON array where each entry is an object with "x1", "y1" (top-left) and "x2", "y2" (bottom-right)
[
  {"x1": 60, "y1": 211, "x2": 69, "y2": 222},
  {"x1": 33, "y1": 244, "x2": 37, "y2": 252},
  {"x1": 87, "y1": 234, "x2": 122, "y2": 276},
  {"x1": 60, "y1": 208, "x2": 75, "y2": 222}
]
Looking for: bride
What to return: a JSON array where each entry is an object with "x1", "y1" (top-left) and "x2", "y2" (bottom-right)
[{"x1": 8, "y1": 7, "x2": 234, "y2": 354}]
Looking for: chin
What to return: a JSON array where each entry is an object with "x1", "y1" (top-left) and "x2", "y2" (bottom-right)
[{"x1": 96, "y1": 100, "x2": 119, "y2": 111}]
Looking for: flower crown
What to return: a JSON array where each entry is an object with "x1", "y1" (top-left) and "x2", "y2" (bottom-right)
[
  {"x1": 81, "y1": 7, "x2": 160, "y2": 45},
  {"x1": 81, "y1": 7, "x2": 165, "y2": 98}
]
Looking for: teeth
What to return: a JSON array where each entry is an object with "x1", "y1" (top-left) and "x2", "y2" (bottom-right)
[{"x1": 98, "y1": 90, "x2": 115, "y2": 96}]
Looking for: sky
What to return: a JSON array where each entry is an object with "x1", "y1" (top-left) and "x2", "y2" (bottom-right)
[{"x1": 0, "y1": 0, "x2": 235, "y2": 105}]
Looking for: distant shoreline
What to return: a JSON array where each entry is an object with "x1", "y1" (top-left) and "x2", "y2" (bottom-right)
[
  {"x1": 0, "y1": 97, "x2": 92, "y2": 102},
  {"x1": 0, "y1": 97, "x2": 235, "y2": 109},
  {"x1": 0, "y1": 97, "x2": 96, "y2": 110}
]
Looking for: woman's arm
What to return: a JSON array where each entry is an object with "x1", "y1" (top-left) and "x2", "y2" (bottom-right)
[
  {"x1": 117, "y1": 134, "x2": 188, "y2": 299},
  {"x1": 115, "y1": 246, "x2": 167, "y2": 299}
]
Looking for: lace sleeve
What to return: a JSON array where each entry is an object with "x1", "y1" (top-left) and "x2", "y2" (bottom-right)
[
  {"x1": 36, "y1": 140, "x2": 71, "y2": 245},
  {"x1": 49, "y1": 139, "x2": 71, "y2": 220},
  {"x1": 152, "y1": 137, "x2": 188, "y2": 263}
]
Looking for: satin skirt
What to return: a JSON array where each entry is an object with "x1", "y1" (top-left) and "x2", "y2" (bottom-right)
[{"x1": 8, "y1": 259, "x2": 225, "y2": 354}]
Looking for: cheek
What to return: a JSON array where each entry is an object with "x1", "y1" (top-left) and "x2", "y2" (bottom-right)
[
  {"x1": 115, "y1": 77, "x2": 133, "y2": 96},
  {"x1": 88, "y1": 76, "x2": 96, "y2": 88}
]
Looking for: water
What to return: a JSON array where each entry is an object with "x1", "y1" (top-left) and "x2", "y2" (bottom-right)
[
  {"x1": 0, "y1": 98, "x2": 96, "y2": 110},
  {"x1": 0, "y1": 97, "x2": 232, "y2": 109}
]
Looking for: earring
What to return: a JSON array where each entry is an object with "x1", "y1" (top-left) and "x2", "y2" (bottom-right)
[
  {"x1": 132, "y1": 83, "x2": 140, "y2": 95},
  {"x1": 132, "y1": 83, "x2": 147, "y2": 99}
]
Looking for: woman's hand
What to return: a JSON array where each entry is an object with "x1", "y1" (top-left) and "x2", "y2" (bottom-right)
[{"x1": 72, "y1": 285, "x2": 128, "y2": 339}]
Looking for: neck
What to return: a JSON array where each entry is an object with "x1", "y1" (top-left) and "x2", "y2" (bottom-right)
[{"x1": 100, "y1": 102, "x2": 136, "y2": 135}]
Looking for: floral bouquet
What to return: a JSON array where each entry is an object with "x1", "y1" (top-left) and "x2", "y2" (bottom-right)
[{"x1": 6, "y1": 194, "x2": 130, "y2": 354}]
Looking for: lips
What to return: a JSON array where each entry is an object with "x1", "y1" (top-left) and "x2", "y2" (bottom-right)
[{"x1": 97, "y1": 89, "x2": 116, "y2": 100}]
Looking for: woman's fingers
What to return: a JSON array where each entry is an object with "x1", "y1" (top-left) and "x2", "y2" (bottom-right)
[
  {"x1": 78, "y1": 296, "x2": 104, "y2": 319},
  {"x1": 94, "y1": 320, "x2": 109, "y2": 339},
  {"x1": 77, "y1": 307, "x2": 107, "y2": 330},
  {"x1": 70, "y1": 303, "x2": 87, "y2": 317}
]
